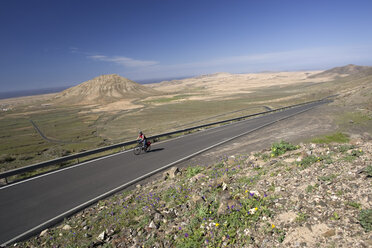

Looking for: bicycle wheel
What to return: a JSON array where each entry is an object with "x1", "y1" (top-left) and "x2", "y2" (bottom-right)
[{"x1": 133, "y1": 145, "x2": 141, "y2": 155}]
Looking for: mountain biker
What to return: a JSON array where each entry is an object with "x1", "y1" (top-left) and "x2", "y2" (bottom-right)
[{"x1": 137, "y1": 131, "x2": 147, "y2": 149}]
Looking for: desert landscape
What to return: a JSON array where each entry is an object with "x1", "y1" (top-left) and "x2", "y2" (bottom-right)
[
  {"x1": 1, "y1": 64, "x2": 371, "y2": 247},
  {"x1": 0, "y1": 64, "x2": 371, "y2": 175}
]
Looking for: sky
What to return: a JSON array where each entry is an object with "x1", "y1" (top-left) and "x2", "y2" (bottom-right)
[{"x1": 1, "y1": 0, "x2": 372, "y2": 91}]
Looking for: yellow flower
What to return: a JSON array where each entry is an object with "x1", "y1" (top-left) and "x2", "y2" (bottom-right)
[
  {"x1": 245, "y1": 190, "x2": 248, "y2": 193},
  {"x1": 215, "y1": 223, "x2": 220, "y2": 227},
  {"x1": 255, "y1": 207, "x2": 258, "y2": 211},
  {"x1": 272, "y1": 224, "x2": 275, "y2": 229}
]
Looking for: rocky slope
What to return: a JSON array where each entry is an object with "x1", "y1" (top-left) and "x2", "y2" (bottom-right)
[
  {"x1": 54, "y1": 74, "x2": 160, "y2": 105},
  {"x1": 310, "y1": 64, "x2": 372, "y2": 79},
  {"x1": 16, "y1": 136, "x2": 371, "y2": 247}
]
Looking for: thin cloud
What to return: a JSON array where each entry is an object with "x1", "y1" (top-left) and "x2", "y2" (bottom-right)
[
  {"x1": 124, "y1": 45, "x2": 372, "y2": 80},
  {"x1": 88, "y1": 54, "x2": 159, "y2": 67}
]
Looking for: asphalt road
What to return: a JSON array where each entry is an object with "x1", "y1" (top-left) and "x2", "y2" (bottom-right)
[{"x1": 0, "y1": 100, "x2": 328, "y2": 246}]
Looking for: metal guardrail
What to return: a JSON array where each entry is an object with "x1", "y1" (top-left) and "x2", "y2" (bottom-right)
[{"x1": 0, "y1": 96, "x2": 335, "y2": 182}]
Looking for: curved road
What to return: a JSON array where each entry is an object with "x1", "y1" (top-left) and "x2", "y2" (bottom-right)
[{"x1": 0, "y1": 100, "x2": 328, "y2": 246}]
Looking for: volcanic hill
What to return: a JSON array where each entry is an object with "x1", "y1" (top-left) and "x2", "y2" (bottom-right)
[
  {"x1": 54, "y1": 74, "x2": 160, "y2": 104},
  {"x1": 310, "y1": 64, "x2": 372, "y2": 78}
]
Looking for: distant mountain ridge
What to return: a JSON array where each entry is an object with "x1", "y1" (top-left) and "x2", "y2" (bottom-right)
[
  {"x1": 310, "y1": 64, "x2": 372, "y2": 78},
  {"x1": 54, "y1": 74, "x2": 160, "y2": 104}
]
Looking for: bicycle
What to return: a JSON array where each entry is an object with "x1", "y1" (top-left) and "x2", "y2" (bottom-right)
[{"x1": 133, "y1": 141, "x2": 151, "y2": 155}]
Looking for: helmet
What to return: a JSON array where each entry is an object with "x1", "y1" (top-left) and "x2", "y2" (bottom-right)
[{"x1": 139, "y1": 131, "x2": 143, "y2": 134}]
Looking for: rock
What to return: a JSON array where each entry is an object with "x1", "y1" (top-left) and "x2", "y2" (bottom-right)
[
  {"x1": 284, "y1": 157, "x2": 296, "y2": 163},
  {"x1": 217, "y1": 192, "x2": 232, "y2": 215},
  {"x1": 153, "y1": 213, "x2": 163, "y2": 222},
  {"x1": 322, "y1": 229, "x2": 336, "y2": 238},
  {"x1": 167, "y1": 167, "x2": 179, "y2": 179},
  {"x1": 39, "y1": 229, "x2": 48, "y2": 237},
  {"x1": 227, "y1": 156, "x2": 235, "y2": 166},
  {"x1": 189, "y1": 173, "x2": 207, "y2": 183},
  {"x1": 217, "y1": 201, "x2": 228, "y2": 215},
  {"x1": 149, "y1": 220, "x2": 158, "y2": 229},
  {"x1": 97, "y1": 231, "x2": 106, "y2": 241},
  {"x1": 249, "y1": 155, "x2": 256, "y2": 161},
  {"x1": 249, "y1": 190, "x2": 261, "y2": 197},
  {"x1": 227, "y1": 199, "x2": 241, "y2": 211},
  {"x1": 301, "y1": 151, "x2": 309, "y2": 158},
  {"x1": 84, "y1": 233, "x2": 92, "y2": 238},
  {"x1": 62, "y1": 224, "x2": 71, "y2": 230},
  {"x1": 191, "y1": 195, "x2": 204, "y2": 204},
  {"x1": 222, "y1": 182, "x2": 228, "y2": 191}
]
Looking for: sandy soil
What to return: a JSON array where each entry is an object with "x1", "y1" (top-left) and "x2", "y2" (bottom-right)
[
  {"x1": 148, "y1": 71, "x2": 332, "y2": 100},
  {"x1": 90, "y1": 99, "x2": 143, "y2": 112},
  {"x1": 0, "y1": 93, "x2": 55, "y2": 107}
]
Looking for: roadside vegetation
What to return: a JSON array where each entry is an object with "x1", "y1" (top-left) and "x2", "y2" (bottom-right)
[{"x1": 15, "y1": 136, "x2": 371, "y2": 247}]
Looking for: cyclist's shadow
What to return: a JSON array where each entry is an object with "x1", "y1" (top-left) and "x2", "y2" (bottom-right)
[{"x1": 147, "y1": 148, "x2": 164, "y2": 153}]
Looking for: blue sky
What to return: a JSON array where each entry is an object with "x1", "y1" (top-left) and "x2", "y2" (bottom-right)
[{"x1": 1, "y1": 0, "x2": 372, "y2": 91}]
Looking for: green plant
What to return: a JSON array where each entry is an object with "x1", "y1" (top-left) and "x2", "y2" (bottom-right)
[
  {"x1": 311, "y1": 132, "x2": 349, "y2": 144},
  {"x1": 186, "y1": 166, "x2": 202, "y2": 178},
  {"x1": 254, "y1": 152, "x2": 261, "y2": 158},
  {"x1": 342, "y1": 155, "x2": 356, "y2": 162},
  {"x1": 295, "y1": 212, "x2": 308, "y2": 222},
  {"x1": 0, "y1": 154, "x2": 16, "y2": 163},
  {"x1": 337, "y1": 145, "x2": 354, "y2": 153},
  {"x1": 305, "y1": 184, "x2": 319, "y2": 193},
  {"x1": 318, "y1": 174, "x2": 337, "y2": 182},
  {"x1": 261, "y1": 153, "x2": 270, "y2": 161},
  {"x1": 346, "y1": 201, "x2": 361, "y2": 209},
  {"x1": 351, "y1": 149, "x2": 364, "y2": 157},
  {"x1": 297, "y1": 155, "x2": 318, "y2": 169},
  {"x1": 336, "y1": 190, "x2": 343, "y2": 196},
  {"x1": 366, "y1": 165, "x2": 372, "y2": 177},
  {"x1": 270, "y1": 140, "x2": 298, "y2": 157},
  {"x1": 358, "y1": 209, "x2": 372, "y2": 232},
  {"x1": 330, "y1": 212, "x2": 340, "y2": 221}
]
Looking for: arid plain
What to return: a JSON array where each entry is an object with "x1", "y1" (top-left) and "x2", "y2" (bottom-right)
[{"x1": 0, "y1": 65, "x2": 371, "y2": 174}]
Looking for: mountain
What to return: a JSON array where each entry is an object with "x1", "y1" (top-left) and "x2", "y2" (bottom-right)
[
  {"x1": 54, "y1": 74, "x2": 160, "y2": 104},
  {"x1": 309, "y1": 64, "x2": 372, "y2": 78}
]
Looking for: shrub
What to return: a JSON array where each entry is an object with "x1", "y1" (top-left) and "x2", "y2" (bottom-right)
[
  {"x1": 0, "y1": 154, "x2": 16, "y2": 163},
  {"x1": 365, "y1": 165, "x2": 372, "y2": 177},
  {"x1": 359, "y1": 209, "x2": 372, "y2": 232},
  {"x1": 271, "y1": 141, "x2": 298, "y2": 157},
  {"x1": 186, "y1": 166, "x2": 202, "y2": 178}
]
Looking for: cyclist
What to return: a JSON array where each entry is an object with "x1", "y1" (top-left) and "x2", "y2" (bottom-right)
[{"x1": 137, "y1": 131, "x2": 147, "y2": 149}]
